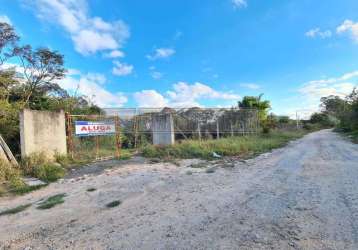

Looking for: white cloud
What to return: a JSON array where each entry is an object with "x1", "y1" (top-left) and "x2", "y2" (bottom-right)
[
  {"x1": 240, "y1": 83, "x2": 261, "y2": 90},
  {"x1": 305, "y1": 28, "x2": 332, "y2": 39},
  {"x1": 112, "y1": 61, "x2": 133, "y2": 76},
  {"x1": 232, "y1": 0, "x2": 247, "y2": 9},
  {"x1": 25, "y1": 0, "x2": 130, "y2": 55},
  {"x1": 147, "y1": 48, "x2": 175, "y2": 60},
  {"x1": 0, "y1": 15, "x2": 11, "y2": 24},
  {"x1": 297, "y1": 70, "x2": 358, "y2": 114},
  {"x1": 58, "y1": 71, "x2": 127, "y2": 107},
  {"x1": 134, "y1": 90, "x2": 167, "y2": 107},
  {"x1": 134, "y1": 82, "x2": 240, "y2": 108},
  {"x1": 337, "y1": 19, "x2": 358, "y2": 43},
  {"x1": 104, "y1": 50, "x2": 125, "y2": 58},
  {"x1": 150, "y1": 71, "x2": 163, "y2": 80}
]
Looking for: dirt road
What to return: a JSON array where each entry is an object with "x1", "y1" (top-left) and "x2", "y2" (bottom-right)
[{"x1": 1, "y1": 129, "x2": 358, "y2": 249}]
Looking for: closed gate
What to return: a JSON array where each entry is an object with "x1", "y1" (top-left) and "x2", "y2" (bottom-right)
[{"x1": 65, "y1": 114, "x2": 121, "y2": 162}]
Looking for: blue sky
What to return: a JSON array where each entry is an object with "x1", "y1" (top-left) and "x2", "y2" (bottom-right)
[{"x1": 1, "y1": 0, "x2": 358, "y2": 117}]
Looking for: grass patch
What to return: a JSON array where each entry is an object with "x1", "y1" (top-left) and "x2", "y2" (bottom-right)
[
  {"x1": 142, "y1": 130, "x2": 307, "y2": 160},
  {"x1": 0, "y1": 204, "x2": 31, "y2": 216},
  {"x1": 186, "y1": 170, "x2": 193, "y2": 175},
  {"x1": 33, "y1": 163, "x2": 66, "y2": 183},
  {"x1": 86, "y1": 187, "x2": 96, "y2": 192},
  {"x1": 11, "y1": 183, "x2": 47, "y2": 195},
  {"x1": 345, "y1": 130, "x2": 358, "y2": 143},
  {"x1": 106, "y1": 200, "x2": 121, "y2": 208},
  {"x1": 36, "y1": 193, "x2": 66, "y2": 210}
]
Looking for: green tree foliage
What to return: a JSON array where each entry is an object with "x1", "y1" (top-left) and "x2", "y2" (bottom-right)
[
  {"x1": 310, "y1": 88, "x2": 358, "y2": 133},
  {"x1": 238, "y1": 94, "x2": 271, "y2": 122},
  {"x1": 0, "y1": 22, "x2": 101, "y2": 154}
]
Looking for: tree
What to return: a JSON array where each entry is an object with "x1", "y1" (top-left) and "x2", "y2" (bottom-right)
[
  {"x1": 14, "y1": 45, "x2": 66, "y2": 105},
  {"x1": 0, "y1": 68, "x2": 19, "y2": 101},
  {"x1": 238, "y1": 94, "x2": 271, "y2": 122},
  {"x1": 0, "y1": 22, "x2": 19, "y2": 65},
  {"x1": 320, "y1": 95, "x2": 346, "y2": 117}
]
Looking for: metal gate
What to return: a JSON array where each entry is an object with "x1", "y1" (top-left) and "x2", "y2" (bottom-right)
[{"x1": 65, "y1": 114, "x2": 121, "y2": 162}]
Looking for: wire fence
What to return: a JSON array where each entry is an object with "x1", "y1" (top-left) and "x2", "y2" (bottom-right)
[{"x1": 66, "y1": 107, "x2": 260, "y2": 161}]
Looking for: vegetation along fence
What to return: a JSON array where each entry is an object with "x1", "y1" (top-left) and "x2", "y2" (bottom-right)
[{"x1": 65, "y1": 107, "x2": 260, "y2": 161}]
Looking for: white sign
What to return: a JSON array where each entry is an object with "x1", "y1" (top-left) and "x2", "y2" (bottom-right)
[{"x1": 75, "y1": 121, "x2": 116, "y2": 137}]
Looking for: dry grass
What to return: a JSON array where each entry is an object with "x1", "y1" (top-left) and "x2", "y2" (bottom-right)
[{"x1": 142, "y1": 130, "x2": 307, "y2": 160}]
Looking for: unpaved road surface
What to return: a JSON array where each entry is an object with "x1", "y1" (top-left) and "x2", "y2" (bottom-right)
[{"x1": 1, "y1": 130, "x2": 358, "y2": 249}]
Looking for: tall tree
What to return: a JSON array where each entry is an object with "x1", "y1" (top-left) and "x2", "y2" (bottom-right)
[
  {"x1": 0, "y1": 22, "x2": 19, "y2": 65},
  {"x1": 14, "y1": 45, "x2": 66, "y2": 105},
  {"x1": 238, "y1": 94, "x2": 271, "y2": 122}
]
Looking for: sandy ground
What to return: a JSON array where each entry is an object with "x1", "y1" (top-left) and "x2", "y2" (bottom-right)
[{"x1": 1, "y1": 129, "x2": 358, "y2": 250}]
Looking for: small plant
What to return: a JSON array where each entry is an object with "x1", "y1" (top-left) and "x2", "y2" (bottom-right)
[
  {"x1": 21, "y1": 152, "x2": 49, "y2": 175},
  {"x1": 86, "y1": 188, "x2": 96, "y2": 192},
  {"x1": 189, "y1": 163, "x2": 207, "y2": 168},
  {"x1": 106, "y1": 200, "x2": 121, "y2": 208},
  {"x1": 0, "y1": 159, "x2": 20, "y2": 182},
  {"x1": 37, "y1": 193, "x2": 66, "y2": 209},
  {"x1": 0, "y1": 204, "x2": 32, "y2": 216},
  {"x1": 186, "y1": 170, "x2": 193, "y2": 175},
  {"x1": 54, "y1": 153, "x2": 71, "y2": 167},
  {"x1": 34, "y1": 164, "x2": 66, "y2": 183},
  {"x1": 205, "y1": 167, "x2": 216, "y2": 174}
]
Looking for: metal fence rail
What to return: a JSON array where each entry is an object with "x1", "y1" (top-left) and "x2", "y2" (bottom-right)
[{"x1": 65, "y1": 107, "x2": 260, "y2": 161}]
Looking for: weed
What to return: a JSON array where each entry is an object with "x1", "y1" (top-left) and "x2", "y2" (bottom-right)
[
  {"x1": 205, "y1": 167, "x2": 216, "y2": 174},
  {"x1": 12, "y1": 184, "x2": 47, "y2": 195},
  {"x1": 142, "y1": 130, "x2": 307, "y2": 160},
  {"x1": 34, "y1": 163, "x2": 66, "y2": 183},
  {"x1": 87, "y1": 188, "x2": 96, "y2": 192},
  {"x1": 20, "y1": 152, "x2": 49, "y2": 175},
  {"x1": 189, "y1": 162, "x2": 207, "y2": 168},
  {"x1": 186, "y1": 170, "x2": 193, "y2": 175},
  {"x1": 54, "y1": 153, "x2": 71, "y2": 167},
  {"x1": 0, "y1": 159, "x2": 20, "y2": 182},
  {"x1": 106, "y1": 200, "x2": 121, "y2": 208},
  {"x1": 37, "y1": 193, "x2": 66, "y2": 209},
  {"x1": 0, "y1": 204, "x2": 31, "y2": 216}
]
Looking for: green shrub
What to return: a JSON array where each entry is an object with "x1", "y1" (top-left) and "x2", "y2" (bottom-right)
[
  {"x1": 106, "y1": 200, "x2": 121, "y2": 208},
  {"x1": 37, "y1": 193, "x2": 66, "y2": 209},
  {"x1": 9, "y1": 175, "x2": 27, "y2": 191},
  {"x1": 0, "y1": 159, "x2": 20, "y2": 181},
  {"x1": 54, "y1": 153, "x2": 71, "y2": 167},
  {"x1": 20, "y1": 152, "x2": 49, "y2": 175},
  {"x1": 34, "y1": 164, "x2": 66, "y2": 182},
  {"x1": 0, "y1": 204, "x2": 32, "y2": 216}
]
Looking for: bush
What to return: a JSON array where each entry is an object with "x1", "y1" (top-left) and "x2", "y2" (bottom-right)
[
  {"x1": 0, "y1": 159, "x2": 20, "y2": 181},
  {"x1": 33, "y1": 163, "x2": 66, "y2": 182},
  {"x1": 21, "y1": 152, "x2": 49, "y2": 176},
  {"x1": 9, "y1": 175, "x2": 27, "y2": 192}
]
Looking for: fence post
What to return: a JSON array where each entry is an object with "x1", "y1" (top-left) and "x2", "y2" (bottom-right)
[
  {"x1": 65, "y1": 113, "x2": 74, "y2": 159},
  {"x1": 216, "y1": 120, "x2": 220, "y2": 139},
  {"x1": 197, "y1": 122, "x2": 201, "y2": 140},
  {"x1": 115, "y1": 116, "x2": 121, "y2": 158},
  {"x1": 134, "y1": 108, "x2": 138, "y2": 148},
  {"x1": 230, "y1": 122, "x2": 234, "y2": 137}
]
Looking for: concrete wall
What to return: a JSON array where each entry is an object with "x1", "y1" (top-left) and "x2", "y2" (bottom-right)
[
  {"x1": 152, "y1": 113, "x2": 175, "y2": 145},
  {"x1": 20, "y1": 109, "x2": 67, "y2": 159}
]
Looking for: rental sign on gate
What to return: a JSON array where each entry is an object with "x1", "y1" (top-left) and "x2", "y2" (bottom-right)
[{"x1": 75, "y1": 121, "x2": 116, "y2": 137}]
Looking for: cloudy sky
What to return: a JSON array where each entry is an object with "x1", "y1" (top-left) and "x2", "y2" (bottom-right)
[{"x1": 1, "y1": 0, "x2": 358, "y2": 117}]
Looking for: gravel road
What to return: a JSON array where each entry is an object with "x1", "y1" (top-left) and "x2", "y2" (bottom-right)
[{"x1": 1, "y1": 129, "x2": 358, "y2": 249}]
